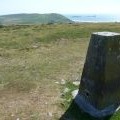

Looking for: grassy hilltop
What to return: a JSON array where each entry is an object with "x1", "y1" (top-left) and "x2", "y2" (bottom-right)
[
  {"x1": 0, "y1": 13, "x2": 73, "y2": 25},
  {"x1": 0, "y1": 23, "x2": 120, "y2": 119}
]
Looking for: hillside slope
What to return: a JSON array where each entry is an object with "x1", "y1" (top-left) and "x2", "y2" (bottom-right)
[{"x1": 0, "y1": 13, "x2": 73, "y2": 25}]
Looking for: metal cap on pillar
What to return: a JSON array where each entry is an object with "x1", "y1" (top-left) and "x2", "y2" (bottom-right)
[{"x1": 75, "y1": 32, "x2": 120, "y2": 118}]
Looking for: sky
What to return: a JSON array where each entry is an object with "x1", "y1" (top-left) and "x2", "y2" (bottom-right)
[{"x1": 0, "y1": 0, "x2": 120, "y2": 15}]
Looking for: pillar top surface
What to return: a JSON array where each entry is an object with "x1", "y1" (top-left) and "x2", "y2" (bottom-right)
[{"x1": 93, "y1": 32, "x2": 120, "y2": 36}]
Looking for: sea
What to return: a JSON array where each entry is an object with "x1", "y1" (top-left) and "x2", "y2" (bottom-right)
[{"x1": 64, "y1": 14, "x2": 120, "y2": 23}]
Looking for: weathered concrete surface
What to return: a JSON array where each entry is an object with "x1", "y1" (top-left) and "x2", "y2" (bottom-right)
[{"x1": 75, "y1": 32, "x2": 120, "y2": 117}]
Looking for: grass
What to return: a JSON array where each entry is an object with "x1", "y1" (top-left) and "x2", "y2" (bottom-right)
[{"x1": 0, "y1": 23, "x2": 120, "y2": 119}]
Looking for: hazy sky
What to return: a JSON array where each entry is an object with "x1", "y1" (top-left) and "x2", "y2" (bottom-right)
[{"x1": 0, "y1": 0, "x2": 120, "y2": 15}]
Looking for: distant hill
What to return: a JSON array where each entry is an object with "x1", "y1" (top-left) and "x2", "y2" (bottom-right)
[{"x1": 0, "y1": 13, "x2": 73, "y2": 25}]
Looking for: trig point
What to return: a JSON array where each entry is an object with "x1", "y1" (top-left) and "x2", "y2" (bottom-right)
[{"x1": 75, "y1": 32, "x2": 120, "y2": 117}]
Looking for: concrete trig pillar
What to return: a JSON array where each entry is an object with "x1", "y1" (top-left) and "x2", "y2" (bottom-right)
[{"x1": 75, "y1": 32, "x2": 120, "y2": 117}]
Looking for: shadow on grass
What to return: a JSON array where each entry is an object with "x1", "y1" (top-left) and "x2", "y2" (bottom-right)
[{"x1": 59, "y1": 100, "x2": 112, "y2": 120}]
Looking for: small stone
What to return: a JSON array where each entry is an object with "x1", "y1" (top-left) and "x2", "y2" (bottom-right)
[
  {"x1": 63, "y1": 88, "x2": 70, "y2": 93},
  {"x1": 116, "y1": 106, "x2": 120, "y2": 112},
  {"x1": 16, "y1": 118, "x2": 20, "y2": 120},
  {"x1": 73, "y1": 81, "x2": 80, "y2": 86},
  {"x1": 45, "y1": 102, "x2": 48, "y2": 105},
  {"x1": 11, "y1": 114, "x2": 14, "y2": 117},
  {"x1": 48, "y1": 112, "x2": 52, "y2": 117},
  {"x1": 60, "y1": 79, "x2": 66, "y2": 85},
  {"x1": 32, "y1": 45, "x2": 38, "y2": 48},
  {"x1": 71, "y1": 89, "x2": 79, "y2": 98},
  {"x1": 67, "y1": 98, "x2": 71, "y2": 102},
  {"x1": 55, "y1": 81, "x2": 59, "y2": 84}
]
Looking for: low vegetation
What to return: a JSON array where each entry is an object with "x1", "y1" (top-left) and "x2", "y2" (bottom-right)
[
  {"x1": 0, "y1": 13, "x2": 73, "y2": 25},
  {"x1": 0, "y1": 23, "x2": 120, "y2": 119}
]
